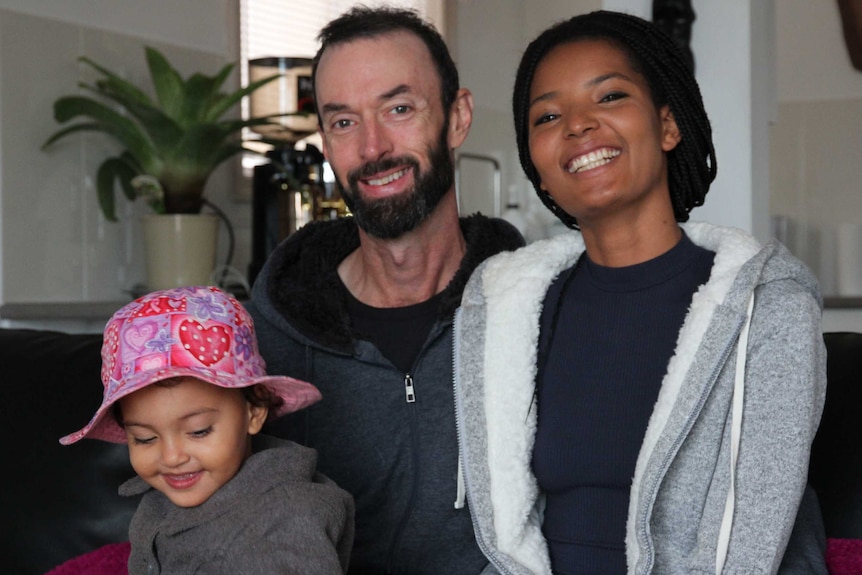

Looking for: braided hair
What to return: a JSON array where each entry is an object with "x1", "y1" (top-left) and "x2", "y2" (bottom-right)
[{"x1": 513, "y1": 10, "x2": 717, "y2": 229}]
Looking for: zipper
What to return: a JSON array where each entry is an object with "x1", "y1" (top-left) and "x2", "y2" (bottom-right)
[
  {"x1": 452, "y1": 307, "x2": 513, "y2": 575},
  {"x1": 635, "y1": 323, "x2": 741, "y2": 575},
  {"x1": 404, "y1": 373, "x2": 416, "y2": 403},
  {"x1": 386, "y1": 370, "x2": 420, "y2": 572}
]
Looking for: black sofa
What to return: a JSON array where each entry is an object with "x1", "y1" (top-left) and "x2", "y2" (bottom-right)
[
  {"x1": 0, "y1": 328, "x2": 140, "y2": 575},
  {"x1": 1, "y1": 327, "x2": 860, "y2": 574}
]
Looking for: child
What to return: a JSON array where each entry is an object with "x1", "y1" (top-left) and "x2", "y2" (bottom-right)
[{"x1": 61, "y1": 285, "x2": 354, "y2": 575}]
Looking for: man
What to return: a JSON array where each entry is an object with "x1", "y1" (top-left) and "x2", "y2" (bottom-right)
[{"x1": 247, "y1": 6, "x2": 524, "y2": 574}]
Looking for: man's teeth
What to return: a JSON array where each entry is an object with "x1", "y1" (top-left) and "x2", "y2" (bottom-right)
[
  {"x1": 567, "y1": 149, "x2": 620, "y2": 173},
  {"x1": 367, "y1": 168, "x2": 409, "y2": 186}
]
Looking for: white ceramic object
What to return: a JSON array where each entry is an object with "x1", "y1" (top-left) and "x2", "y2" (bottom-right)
[{"x1": 142, "y1": 213, "x2": 219, "y2": 290}]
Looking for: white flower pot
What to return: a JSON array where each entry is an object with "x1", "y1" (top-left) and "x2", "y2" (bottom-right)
[{"x1": 142, "y1": 214, "x2": 219, "y2": 290}]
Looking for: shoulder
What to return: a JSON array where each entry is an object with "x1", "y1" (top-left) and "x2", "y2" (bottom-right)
[{"x1": 463, "y1": 231, "x2": 583, "y2": 306}]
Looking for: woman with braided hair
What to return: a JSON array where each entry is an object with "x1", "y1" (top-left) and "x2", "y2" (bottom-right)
[{"x1": 454, "y1": 10, "x2": 828, "y2": 575}]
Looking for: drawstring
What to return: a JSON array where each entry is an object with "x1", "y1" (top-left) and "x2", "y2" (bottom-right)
[
  {"x1": 455, "y1": 454, "x2": 466, "y2": 509},
  {"x1": 715, "y1": 294, "x2": 755, "y2": 574}
]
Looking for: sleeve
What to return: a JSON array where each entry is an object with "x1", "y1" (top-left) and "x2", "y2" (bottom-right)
[{"x1": 724, "y1": 279, "x2": 827, "y2": 573}]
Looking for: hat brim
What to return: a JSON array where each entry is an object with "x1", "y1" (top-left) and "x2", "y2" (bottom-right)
[{"x1": 59, "y1": 369, "x2": 321, "y2": 445}]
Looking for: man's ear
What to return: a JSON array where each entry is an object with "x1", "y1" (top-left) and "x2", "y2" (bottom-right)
[
  {"x1": 447, "y1": 88, "x2": 474, "y2": 149},
  {"x1": 660, "y1": 105, "x2": 682, "y2": 152}
]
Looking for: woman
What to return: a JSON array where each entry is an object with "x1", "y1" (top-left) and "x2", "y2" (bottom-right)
[{"x1": 454, "y1": 10, "x2": 827, "y2": 575}]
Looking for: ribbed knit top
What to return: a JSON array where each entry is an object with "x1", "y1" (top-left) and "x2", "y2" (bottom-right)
[{"x1": 532, "y1": 232, "x2": 715, "y2": 574}]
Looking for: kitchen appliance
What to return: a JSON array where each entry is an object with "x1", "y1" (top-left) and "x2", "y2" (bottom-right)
[{"x1": 247, "y1": 57, "x2": 347, "y2": 287}]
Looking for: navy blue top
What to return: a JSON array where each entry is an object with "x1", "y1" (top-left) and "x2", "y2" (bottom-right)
[{"x1": 532, "y1": 233, "x2": 715, "y2": 574}]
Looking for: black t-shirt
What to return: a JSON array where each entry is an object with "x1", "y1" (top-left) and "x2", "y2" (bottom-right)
[{"x1": 346, "y1": 289, "x2": 443, "y2": 373}]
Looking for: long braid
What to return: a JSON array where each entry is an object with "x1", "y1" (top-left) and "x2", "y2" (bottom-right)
[{"x1": 513, "y1": 10, "x2": 717, "y2": 228}]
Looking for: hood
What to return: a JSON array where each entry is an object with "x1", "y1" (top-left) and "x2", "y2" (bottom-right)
[{"x1": 251, "y1": 214, "x2": 525, "y2": 353}]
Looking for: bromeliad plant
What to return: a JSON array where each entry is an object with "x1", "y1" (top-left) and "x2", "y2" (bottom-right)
[{"x1": 43, "y1": 46, "x2": 284, "y2": 220}]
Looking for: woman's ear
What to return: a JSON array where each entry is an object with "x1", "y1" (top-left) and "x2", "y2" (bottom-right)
[{"x1": 660, "y1": 105, "x2": 682, "y2": 152}]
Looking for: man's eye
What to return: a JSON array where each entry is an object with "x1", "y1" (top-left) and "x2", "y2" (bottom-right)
[
  {"x1": 333, "y1": 118, "x2": 353, "y2": 129},
  {"x1": 391, "y1": 104, "x2": 410, "y2": 114}
]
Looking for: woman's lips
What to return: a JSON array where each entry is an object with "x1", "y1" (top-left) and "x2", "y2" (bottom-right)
[{"x1": 566, "y1": 147, "x2": 620, "y2": 173}]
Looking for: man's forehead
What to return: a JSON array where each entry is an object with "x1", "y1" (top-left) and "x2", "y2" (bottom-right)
[
  {"x1": 318, "y1": 31, "x2": 434, "y2": 78},
  {"x1": 316, "y1": 31, "x2": 440, "y2": 104}
]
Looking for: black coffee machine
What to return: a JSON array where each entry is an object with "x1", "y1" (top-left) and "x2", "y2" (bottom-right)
[{"x1": 247, "y1": 57, "x2": 347, "y2": 287}]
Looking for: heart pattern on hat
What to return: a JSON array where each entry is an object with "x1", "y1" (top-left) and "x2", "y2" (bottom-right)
[{"x1": 178, "y1": 320, "x2": 231, "y2": 367}]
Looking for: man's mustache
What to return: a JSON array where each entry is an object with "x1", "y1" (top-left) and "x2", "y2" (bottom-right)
[{"x1": 347, "y1": 156, "x2": 420, "y2": 187}]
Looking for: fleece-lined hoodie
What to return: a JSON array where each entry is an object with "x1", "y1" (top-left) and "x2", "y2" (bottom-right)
[
  {"x1": 454, "y1": 222, "x2": 827, "y2": 575},
  {"x1": 247, "y1": 215, "x2": 524, "y2": 574}
]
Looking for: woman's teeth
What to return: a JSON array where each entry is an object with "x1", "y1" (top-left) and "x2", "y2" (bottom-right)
[
  {"x1": 367, "y1": 168, "x2": 408, "y2": 186},
  {"x1": 567, "y1": 149, "x2": 620, "y2": 173}
]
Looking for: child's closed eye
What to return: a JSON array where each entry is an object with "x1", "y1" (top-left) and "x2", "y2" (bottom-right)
[{"x1": 189, "y1": 426, "x2": 214, "y2": 439}]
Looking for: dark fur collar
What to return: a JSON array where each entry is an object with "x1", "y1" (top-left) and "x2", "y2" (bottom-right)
[{"x1": 265, "y1": 214, "x2": 524, "y2": 352}]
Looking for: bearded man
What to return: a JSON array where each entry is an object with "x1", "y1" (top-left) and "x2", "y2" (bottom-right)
[{"x1": 246, "y1": 6, "x2": 523, "y2": 575}]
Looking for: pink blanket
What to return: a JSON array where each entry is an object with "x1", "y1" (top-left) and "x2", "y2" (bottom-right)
[{"x1": 43, "y1": 542, "x2": 130, "y2": 575}]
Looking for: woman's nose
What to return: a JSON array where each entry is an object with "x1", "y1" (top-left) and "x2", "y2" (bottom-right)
[{"x1": 565, "y1": 108, "x2": 598, "y2": 138}]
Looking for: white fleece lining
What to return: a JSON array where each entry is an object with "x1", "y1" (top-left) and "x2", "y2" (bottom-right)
[
  {"x1": 481, "y1": 231, "x2": 583, "y2": 574},
  {"x1": 624, "y1": 222, "x2": 761, "y2": 571}
]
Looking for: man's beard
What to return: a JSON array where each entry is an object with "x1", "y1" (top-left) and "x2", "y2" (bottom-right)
[{"x1": 338, "y1": 125, "x2": 454, "y2": 239}]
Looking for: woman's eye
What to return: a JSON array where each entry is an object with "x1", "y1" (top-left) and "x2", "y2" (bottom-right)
[
  {"x1": 132, "y1": 436, "x2": 156, "y2": 445},
  {"x1": 533, "y1": 113, "x2": 558, "y2": 127},
  {"x1": 601, "y1": 91, "x2": 627, "y2": 103}
]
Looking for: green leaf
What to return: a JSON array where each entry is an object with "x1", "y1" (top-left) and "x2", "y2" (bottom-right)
[
  {"x1": 205, "y1": 72, "x2": 282, "y2": 122},
  {"x1": 42, "y1": 121, "x2": 102, "y2": 149},
  {"x1": 118, "y1": 151, "x2": 144, "y2": 200},
  {"x1": 80, "y1": 83, "x2": 184, "y2": 150},
  {"x1": 145, "y1": 46, "x2": 184, "y2": 119},
  {"x1": 178, "y1": 72, "x2": 225, "y2": 126},
  {"x1": 45, "y1": 45, "x2": 291, "y2": 218},
  {"x1": 96, "y1": 156, "x2": 140, "y2": 221},
  {"x1": 49, "y1": 96, "x2": 157, "y2": 168},
  {"x1": 78, "y1": 56, "x2": 152, "y2": 107}
]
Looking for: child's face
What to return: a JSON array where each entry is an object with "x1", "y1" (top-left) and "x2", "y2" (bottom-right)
[{"x1": 118, "y1": 377, "x2": 268, "y2": 508}]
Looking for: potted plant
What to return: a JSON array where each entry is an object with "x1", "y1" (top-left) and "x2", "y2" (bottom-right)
[{"x1": 42, "y1": 46, "x2": 289, "y2": 289}]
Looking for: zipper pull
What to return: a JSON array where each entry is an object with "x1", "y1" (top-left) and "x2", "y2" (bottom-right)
[{"x1": 404, "y1": 374, "x2": 416, "y2": 403}]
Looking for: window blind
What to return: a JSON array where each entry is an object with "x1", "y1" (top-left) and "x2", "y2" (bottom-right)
[{"x1": 240, "y1": 0, "x2": 442, "y2": 70}]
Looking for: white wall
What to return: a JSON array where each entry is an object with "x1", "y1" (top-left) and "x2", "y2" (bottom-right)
[
  {"x1": 0, "y1": 0, "x2": 235, "y2": 54},
  {"x1": 770, "y1": 0, "x2": 862, "y2": 330},
  {"x1": 0, "y1": 1, "x2": 244, "y2": 316}
]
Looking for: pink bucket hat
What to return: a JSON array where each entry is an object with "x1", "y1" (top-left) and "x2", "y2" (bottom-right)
[{"x1": 60, "y1": 286, "x2": 321, "y2": 445}]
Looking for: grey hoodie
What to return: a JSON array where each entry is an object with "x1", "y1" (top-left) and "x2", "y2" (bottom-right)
[{"x1": 454, "y1": 222, "x2": 827, "y2": 575}]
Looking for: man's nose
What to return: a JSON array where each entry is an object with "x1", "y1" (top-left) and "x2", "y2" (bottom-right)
[{"x1": 359, "y1": 119, "x2": 393, "y2": 161}]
